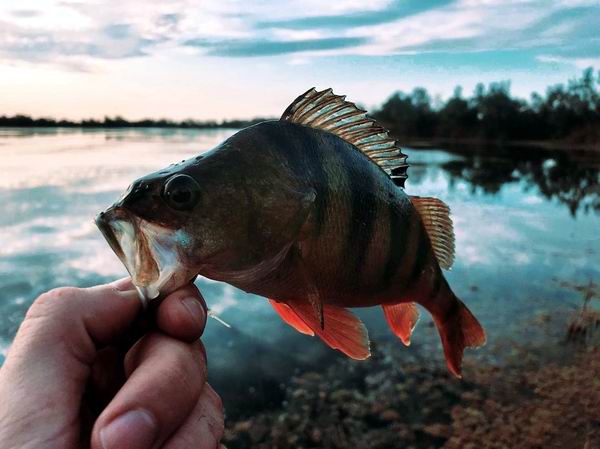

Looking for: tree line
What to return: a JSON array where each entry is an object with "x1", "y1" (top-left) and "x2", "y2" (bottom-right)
[
  {"x1": 373, "y1": 68, "x2": 600, "y2": 144},
  {"x1": 1, "y1": 69, "x2": 599, "y2": 144},
  {"x1": 0, "y1": 115, "x2": 268, "y2": 130}
]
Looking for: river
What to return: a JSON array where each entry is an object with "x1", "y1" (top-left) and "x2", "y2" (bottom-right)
[{"x1": 1, "y1": 127, "x2": 598, "y2": 417}]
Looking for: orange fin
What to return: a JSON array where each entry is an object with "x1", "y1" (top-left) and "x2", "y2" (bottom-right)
[
  {"x1": 269, "y1": 299, "x2": 314, "y2": 336},
  {"x1": 409, "y1": 196, "x2": 455, "y2": 270},
  {"x1": 289, "y1": 301, "x2": 371, "y2": 360},
  {"x1": 434, "y1": 299, "x2": 486, "y2": 378},
  {"x1": 382, "y1": 302, "x2": 420, "y2": 346}
]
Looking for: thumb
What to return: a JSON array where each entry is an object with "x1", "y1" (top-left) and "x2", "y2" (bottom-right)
[
  {"x1": 0, "y1": 280, "x2": 141, "y2": 446},
  {"x1": 6, "y1": 280, "x2": 141, "y2": 371}
]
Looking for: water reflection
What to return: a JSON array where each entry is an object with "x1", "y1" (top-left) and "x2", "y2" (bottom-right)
[
  {"x1": 434, "y1": 146, "x2": 600, "y2": 216},
  {"x1": 0, "y1": 128, "x2": 598, "y2": 416}
]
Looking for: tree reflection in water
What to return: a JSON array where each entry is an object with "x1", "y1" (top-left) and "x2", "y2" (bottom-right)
[{"x1": 435, "y1": 146, "x2": 600, "y2": 216}]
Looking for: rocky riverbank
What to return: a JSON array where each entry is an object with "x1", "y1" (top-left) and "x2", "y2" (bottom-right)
[{"x1": 223, "y1": 315, "x2": 599, "y2": 449}]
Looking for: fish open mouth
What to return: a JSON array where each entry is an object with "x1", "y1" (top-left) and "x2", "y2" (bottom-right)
[{"x1": 96, "y1": 207, "x2": 192, "y2": 305}]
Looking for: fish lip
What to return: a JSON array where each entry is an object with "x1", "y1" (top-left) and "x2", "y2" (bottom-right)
[
  {"x1": 96, "y1": 205, "x2": 193, "y2": 305},
  {"x1": 95, "y1": 208, "x2": 126, "y2": 261},
  {"x1": 95, "y1": 205, "x2": 161, "y2": 302}
]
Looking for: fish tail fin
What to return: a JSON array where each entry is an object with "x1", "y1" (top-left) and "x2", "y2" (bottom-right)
[{"x1": 433, "y1": 294, "x2": 486, "y2": 378}]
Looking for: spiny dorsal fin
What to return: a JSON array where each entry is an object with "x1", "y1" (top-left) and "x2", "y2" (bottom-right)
[
  {"x1": 410, "y1": 196, "x2": 455, "y2": 270},
  {"x1": 281, "y1": 87, "x2": 409, "y2": 187}
]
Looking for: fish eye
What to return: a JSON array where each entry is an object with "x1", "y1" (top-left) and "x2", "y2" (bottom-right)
[{"x1": 162, "y1": 174, "x2": 201, "y2": 211}]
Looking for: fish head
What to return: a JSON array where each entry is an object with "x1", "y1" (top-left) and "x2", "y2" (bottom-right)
[
  {"x1": 96, "y1": 161, "x2": 208, "y2": 303},
  {"x1": 96, "y1": 132, "x2": 316, "y2": 302}
]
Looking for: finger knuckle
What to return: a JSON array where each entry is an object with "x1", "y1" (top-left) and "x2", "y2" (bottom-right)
[
  {"x1": 215, "y1": 413, "x2": 225, "y2": 440},
  {"x1": 27, "y1": 287, "x2": 81, "y2": 319},
  {"x1": 196, "y1": 341, "x2": 208, "y2": 365},
  {"x1": 206, "y1": 384, "x2": 224, "y2": 413},
  {"x1": 170, "y1": 342, "x2": 205, "y2": 389}
]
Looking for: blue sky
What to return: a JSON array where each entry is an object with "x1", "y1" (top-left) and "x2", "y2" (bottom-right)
[{"x1": 0, "y1": 0, "x2": 598, "y2": 120}]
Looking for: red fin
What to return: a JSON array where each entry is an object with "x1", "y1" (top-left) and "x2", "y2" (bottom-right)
[
  {"x1": 382, "y1": 302, "x2": 420, "y2": 346},
  {"x1": 290, "y1": 301, "x2": 371, "y2": 360},
  {"x1": 269, "y1": 299, "x2": 314, "y2": 336},
  {"x1": 434, "y1": 299, "x2": 486, "y2": 378}
]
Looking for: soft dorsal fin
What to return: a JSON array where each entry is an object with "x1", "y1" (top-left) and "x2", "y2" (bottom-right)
[
  {"x1": 409, "y1": 196, "x2": 455, "y2": 270},
  {"x1": 281, "y1": 87, "x2": 409, "y2": 187}
]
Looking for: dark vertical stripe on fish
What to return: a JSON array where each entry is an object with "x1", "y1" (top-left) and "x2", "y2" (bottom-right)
[
  {"x1": 273, "y1": 124, "x2": 329, "y2": 235},
  {"x1": 409, "y1": 221, "x2": 431, "y2": 283},
  {"x1": 305, "y1": 132, "x2": 329, "y2": 235},
  {"x1": 337, "y1": 139, "x2": 377, "y2": 285},
  {"x1": 382, "y1": 202, "x2": 407, "y2": 287},
  {"x1": 240, "y1": 179, "x2": 262, "y2": 258},
  {"x1": 430, "y1": 269, "x2": 442, "y2": 299}
]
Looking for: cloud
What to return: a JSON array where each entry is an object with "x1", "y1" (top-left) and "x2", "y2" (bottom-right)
[
  {"x1": 338, "y1": 0, "x2": 591, "y2": 56},
  {"x1": 0, "y1": 20, "x2": 155, "y2": 65},
  {"x1": 0, "y1": 0, "x2": 598, "y2": 69},
  {"x1": 9, "y1": 10, "x2": 40, "y2": 18},
  {"x1": 103, "y1": 24, "x2": 132, "y2": 40},
  {"x1": 186, "y1": 0, "x2": 600, "y2": 61},
  {"x1": 255, "y1": 0, "x2": 452, "y2": 29},
  {"x1": 185, "y1": 37, "x2": 368, "y2": 57},
  {"x1": 156, "y1": 13, "x2": 181, "y2": 30},
  {"x1": 0, "y1": 1, "x2": 181, "y2": 68},
  {"x1": 537, "y1": 55, "x2": 600, "y2": 70}
]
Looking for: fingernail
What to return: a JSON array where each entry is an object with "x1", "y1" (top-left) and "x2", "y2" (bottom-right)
[
  {"x1": 182, "y1": 297, "x2": 206, "y2": 324},
  {"x1": 100, "y1": 409, "x2": 158, "y2": 449}
]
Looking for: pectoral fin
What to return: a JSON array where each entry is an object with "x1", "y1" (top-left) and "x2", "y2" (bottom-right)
[{"x1": 293, "y1": 245, "x2": 325, "y2": 328}]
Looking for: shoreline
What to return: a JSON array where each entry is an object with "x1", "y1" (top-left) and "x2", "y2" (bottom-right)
[
  {"x1": 1, "y1": 125, "x2": 598, "y2": 152},
  {"x1": 223, "y1": 322, "x2": 600, "y2": 449}
]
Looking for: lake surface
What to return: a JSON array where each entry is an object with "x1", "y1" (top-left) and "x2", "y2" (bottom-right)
[{"x1": 1, "y1": 128, "x2": 599, "y2": 415}]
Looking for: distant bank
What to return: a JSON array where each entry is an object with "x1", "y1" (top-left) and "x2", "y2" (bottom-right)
[
  {"x1": 1, "y1": 115, "x2": 596, "y2": 152},
  {"x1": 2, "y1": 68, "x2": 599, "y2": 147},
  {"x1": 0, "y1": 115, "x2": 270, "y2": 130}
]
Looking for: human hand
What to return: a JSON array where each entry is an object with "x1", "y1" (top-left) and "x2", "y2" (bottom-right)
[{"x1": 0, "y1": 279, "x2": 224, "y2": 449}]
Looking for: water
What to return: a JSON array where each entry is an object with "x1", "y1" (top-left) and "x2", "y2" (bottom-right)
[{"x1": 1, "y1": 128, "x2": 599, "y2": 415}]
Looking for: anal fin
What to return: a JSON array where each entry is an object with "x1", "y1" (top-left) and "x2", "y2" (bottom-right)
[
  {"x1": 382, "y1": 302, "x2": 420, "y2": 346},
  {"x1": 282, "y1": 300, "x2": 371, "y2": 360}
]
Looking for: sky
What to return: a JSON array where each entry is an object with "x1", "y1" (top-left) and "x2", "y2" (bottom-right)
[{"x1": 0, "y1": 0, "x2": 599, "y2": 121}]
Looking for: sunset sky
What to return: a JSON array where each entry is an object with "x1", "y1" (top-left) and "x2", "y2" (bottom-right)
[{"x1": 1, "y1": 0, "x2": 598, "y2": 121}]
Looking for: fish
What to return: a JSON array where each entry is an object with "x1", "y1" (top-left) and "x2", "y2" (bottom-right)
[{"x1": 96, "y1": 88, "x2": 486, "y2": 377}]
